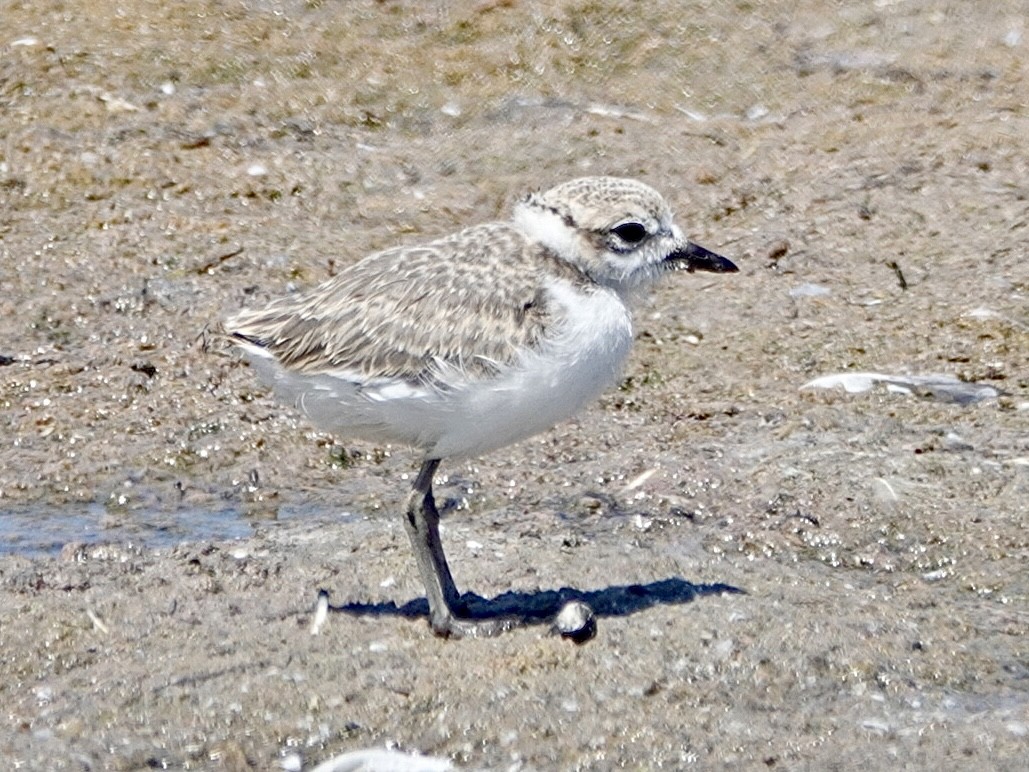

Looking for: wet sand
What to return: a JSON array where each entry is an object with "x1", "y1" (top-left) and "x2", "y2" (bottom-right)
[{"x1": 1, "y1": 0, "x2": 1026, "y2": 768}]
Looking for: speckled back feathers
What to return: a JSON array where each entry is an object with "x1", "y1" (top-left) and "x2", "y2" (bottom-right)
[{"x1": 227, "y1": 222, "x2": 586, "y2": 383}]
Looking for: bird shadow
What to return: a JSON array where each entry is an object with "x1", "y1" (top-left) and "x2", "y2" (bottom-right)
[{"x1": 330, "y1": 577, "x2": 745, "y2": 628}]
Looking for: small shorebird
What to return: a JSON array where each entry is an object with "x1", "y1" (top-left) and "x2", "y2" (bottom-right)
[{"x1": 225, "y1": 176, "x2": 737, "y2": 637}]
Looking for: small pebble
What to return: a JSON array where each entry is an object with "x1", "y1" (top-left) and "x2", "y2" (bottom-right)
[
  {"x1": 789, "y1": 282, "x2": 831, "y2": 298},
  {"x1": 746, "y1": 103, "x2": 769, "y2": 121},
  {"x1": 554, "y1": 600, "x2": 597, "y2": 644}
]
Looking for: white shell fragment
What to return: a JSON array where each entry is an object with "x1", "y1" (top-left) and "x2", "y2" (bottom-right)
[
  {"x1": 308, "y1": 748, "x2": 453, "y2": 772},
  {"x1": 554, "y1": 600, "x2": 597, "y2": 643},
  {"x1": 788, "y1": 282, "x2": 831, "y2": 298},
  {"x1": 309, "y1": 589, "x2": 329, "y2": 636},
  {"x1": 801, "y1": 372, "x2": 1000, "y2": 405}
]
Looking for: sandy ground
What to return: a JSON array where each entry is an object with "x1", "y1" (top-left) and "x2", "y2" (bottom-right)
[{"x1": 1, "y1": 0, "x2": 1027, "y2": 769}]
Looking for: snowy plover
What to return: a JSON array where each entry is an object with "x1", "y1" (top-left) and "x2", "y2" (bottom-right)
[{"x1": 225, "y1": 176, "x2": 737, "y2": 637}]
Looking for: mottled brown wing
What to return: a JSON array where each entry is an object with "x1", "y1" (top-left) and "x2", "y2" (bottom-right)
[{"x1": 226, "y1": 223, "x2": 557, "y2": 382}]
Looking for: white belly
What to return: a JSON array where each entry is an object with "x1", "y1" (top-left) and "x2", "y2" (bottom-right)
[{"x1": 242, "y1": 279, "x2": 635, "y2": 460}]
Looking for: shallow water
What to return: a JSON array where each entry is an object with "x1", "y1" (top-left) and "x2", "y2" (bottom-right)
[{"x1": 0, "y1": 502, "x2": 360, "y2": 557}]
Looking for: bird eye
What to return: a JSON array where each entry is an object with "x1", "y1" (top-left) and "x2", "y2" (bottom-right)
[{"x1": 611, "y1": 221, "x2": 648, "y2": 244}]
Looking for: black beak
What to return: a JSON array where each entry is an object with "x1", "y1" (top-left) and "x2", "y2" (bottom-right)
[{"x1": 665, "y1": 242, "x2": 738, "y2": 273}]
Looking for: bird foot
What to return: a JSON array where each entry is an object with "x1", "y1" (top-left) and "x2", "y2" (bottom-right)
[{"x1": 428, "y1": 611, "x2": 524, "y2": 639}]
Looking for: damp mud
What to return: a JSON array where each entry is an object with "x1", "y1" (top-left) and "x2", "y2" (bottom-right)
[{"x1": 1, "y1": 0, "x2": 1027, "y2": 769}]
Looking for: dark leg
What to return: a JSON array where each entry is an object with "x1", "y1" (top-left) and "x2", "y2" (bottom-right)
[
  {"x1": 403, "y1": 459, "x2": 519, "y2": 638},
  {"x1": 403, "y1": 459, "x2": 460, "y2": 618}
]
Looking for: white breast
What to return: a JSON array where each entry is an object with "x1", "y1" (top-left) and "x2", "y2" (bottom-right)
[{"x1": 426, "y1": 278, "x2": 634, "y2": 459}]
